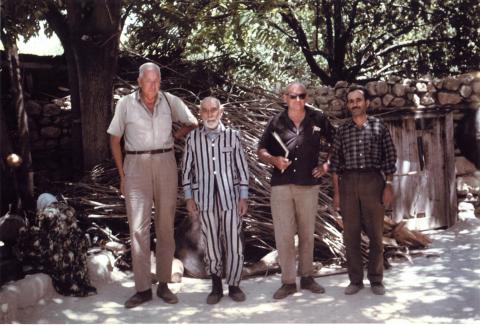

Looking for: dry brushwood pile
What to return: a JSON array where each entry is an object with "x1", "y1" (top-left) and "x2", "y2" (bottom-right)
[{"x1": 59, "y1": 83, "x2": 431, "y2": 277}]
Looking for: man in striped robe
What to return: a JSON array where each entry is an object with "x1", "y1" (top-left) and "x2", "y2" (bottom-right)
[{"x1": 181, "y1": 97, "x2": 250, "y2": 304}]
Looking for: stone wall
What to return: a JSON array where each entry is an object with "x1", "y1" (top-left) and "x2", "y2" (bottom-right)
[
  {"x1": 21, "y1": 73, "x2": 480, "y2": 185},
  {"x1": 24, "y1": 99, "x2": 73, "y2": 184},
  {"x1": 306, "y1": 73, "x2": 480, "y2": 115}
]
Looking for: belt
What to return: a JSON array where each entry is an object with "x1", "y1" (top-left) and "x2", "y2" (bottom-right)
[
  {"x1": 125, "y1": 148, "x2": 172, "y2": 155},
  {"x1": 343, "y1": 168, "x2": 379, "y2": 173}
]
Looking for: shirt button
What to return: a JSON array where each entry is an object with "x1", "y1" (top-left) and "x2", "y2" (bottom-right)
[
  {"x1": 212, "y1": 157, "x2": 216, "y2": 161},
  {"x1": 359, "y1": 140, "x2": 362, "y2": 143},
  {"x1": 214, "y1": 171, "x2": 217, "y2": 175},
  {"x1": 295, "y1": 157, "x2": 298, "y2": 161},
  {"x1": 359, "y1": 153, "x2": 363, "y2": 156},
  {"x1": 293, "y1": 169, "x2": 296, "y2": 172}
]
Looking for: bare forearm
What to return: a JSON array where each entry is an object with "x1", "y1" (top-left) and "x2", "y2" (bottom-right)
[
  {"x1": 174, "y1": 124, "x2": 198, "y2": 139},
  {"x1": 257, "y1": 148, "x2": 275, "y2": 166},
  {"x1": 385, "y1": 174, "x2": 393, "y2": 183},
  {"x1": 332, "y1": 172, "x2": 339, "y2": 194},
  {"x1": 110, "y1": 136, "x2": 124, "y2": 178}
]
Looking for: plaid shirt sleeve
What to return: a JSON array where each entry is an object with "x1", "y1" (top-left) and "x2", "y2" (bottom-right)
[{"x1": 380, "y1": 126, "x2": 397, "y2": 175}]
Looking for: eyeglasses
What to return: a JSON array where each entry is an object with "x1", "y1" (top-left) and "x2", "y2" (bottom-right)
[{"x1": 288, "y1": 93, "x2": 307, "y2": 100}]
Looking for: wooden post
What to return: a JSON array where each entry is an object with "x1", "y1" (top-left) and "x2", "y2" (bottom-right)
[{"x1": 444, "y1": 111, "x2": 457, "y2": 227}]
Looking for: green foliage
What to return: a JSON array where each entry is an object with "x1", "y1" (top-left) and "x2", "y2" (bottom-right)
[
  {"x1": 125, "y1": 0, "x2": 480, "y2": 87},
  {"x1": 124, "y1": 0, "x2": 302, "y2": 88},
  {"x1": 4, "y1": 0, "x2": 479, "y2": 88},
  {"x1": 0, "y1": 0, "x2": 47, "y2": 43}
]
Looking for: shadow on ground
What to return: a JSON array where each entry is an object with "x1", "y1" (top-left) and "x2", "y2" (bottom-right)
[{"x1": 15, "y1": 218, "x2": 480, "y2": 324}]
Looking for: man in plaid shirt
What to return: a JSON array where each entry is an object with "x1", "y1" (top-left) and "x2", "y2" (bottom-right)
[{"x1": 330, "y1": 85, "x2": 397, "y2": 296}]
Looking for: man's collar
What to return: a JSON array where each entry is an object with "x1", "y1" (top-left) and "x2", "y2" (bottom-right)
[
  {"x1": 201, "y1": 122, "x2": 225, "y2": 134},
  {"x1": 135, "y1": 89, "x2": 162, "y2": 105},
  {"x1": 280, "y1": 106, "x2": 312, "y2": 125},
  {"x1": 346, "y1": 115, "x2": 371, "y2": 128}
]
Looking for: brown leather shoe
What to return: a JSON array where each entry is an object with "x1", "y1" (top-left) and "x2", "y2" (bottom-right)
[
  {"x1": 371, "y1": 282, "x2": 386, "y2": 295},
  {"x1": 157, "y1": 282, "x2": 178, "y2": 304},
  {"x1": 206, "y1": 290, "x2": 224, "y2": 304},
  {"x1": 344, "y1": 283, "x2": 364, "y2": 295},
  {"x1": 273, "y1": 283, "x2": 297, "y2": 299},
  {"x1": 228, "y1": 285, "x2": 246, "y2": 302},
  {"x1": 300, "y1": 276, "x2": 325, "y2": 294},
  {"x1": 124, "y1": 289, "x2": 152, "y2": 309},
  {"x1": 207, "y1": 274, "x2": 223, "y2": 305}
]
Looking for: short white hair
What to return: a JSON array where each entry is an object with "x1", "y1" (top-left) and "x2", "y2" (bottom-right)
[
  {"x1": 285, "y1": 82, "x2": 306, "y2": 94},
  {"x1": 139, "y1": 62, "x2": 161, "y2": 79},
  {"x1": 200, "y1": 96, "x2": 221, "y2": 110}
]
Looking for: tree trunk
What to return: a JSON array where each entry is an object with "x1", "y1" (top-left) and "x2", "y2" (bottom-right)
[
  {"x1": 75, "y1": 43, "x2": 119, "y2": 170},
  {"x1": 66, "y1": 0, "x2": 122, "y2": 171},
  {"x1": 63, "y1": 47, "x2": 84, "y2": 177},
  {"x1": 0, "y1": 32, "x2": 35, "y2": 214},
  {"x1": 45, "y1": 0, "x2": 122, "y2": 172},
  {"x1": 0, "y1": 95, "x2": 15, "y2": 215}
]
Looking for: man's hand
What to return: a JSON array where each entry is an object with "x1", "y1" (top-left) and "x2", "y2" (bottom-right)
[
  {"x1": 174, "y1": 124, "x2": 197, "y2": 139},
  {"x1": 333, "y1": 191, "x2": 340, "y2": 212},
  {"x1": 273, "y1": 156, "x2": 291, "y2": 171},
  {"x1": 331, "y1": 171, "x2": 341, "y2": 214},
  {"x1": 186, "y1": 198, "x2": 199, "y2": 218},
  {"x1": 120, "y1": 177, "x2": 125, "y2": 196},
  {"x1": 312, "y1": 162, "x2": 329, "y2": 178},
  {"x1": 238, "y1": 199, "x2": 248, "y2": 216},
  {"x1": 382, "y1": 184, "x2": 394, "y2": 208}
]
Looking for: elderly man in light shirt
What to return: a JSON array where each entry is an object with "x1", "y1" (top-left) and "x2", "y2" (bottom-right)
[{"x1": 107, "y1": 62, "x2": 198, "y2": 309}]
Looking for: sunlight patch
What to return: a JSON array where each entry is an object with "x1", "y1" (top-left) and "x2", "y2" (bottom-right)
[
  {"x1": 95, "y1": 301, "x2": 121, "y2": 308},
  {"x1": 62, "y1": 309, "x2": 98, "y2": 322},
  {"x1": 104, "y1": 317, "x2": 121, "y2": 323},
  {"x1": 120, "y1": 282, "x2": 135, "y2": 288},
  {"x1": 168, "y1": 307, "x2": 202, "y2": 322}
]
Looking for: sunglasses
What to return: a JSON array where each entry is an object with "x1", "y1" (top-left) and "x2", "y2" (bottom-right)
[{"x1": 288, "y1": 93, "x2": 307, "y2": 100}]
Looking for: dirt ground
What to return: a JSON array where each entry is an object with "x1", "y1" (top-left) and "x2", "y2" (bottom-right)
[{"x1": 9, "y1": 217, "x2": 480, "y2": 324}]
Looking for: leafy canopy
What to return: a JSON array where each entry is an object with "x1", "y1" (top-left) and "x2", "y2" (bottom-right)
[{"x1": 125, "y1": 0, "x2": 480, "y2": 87}]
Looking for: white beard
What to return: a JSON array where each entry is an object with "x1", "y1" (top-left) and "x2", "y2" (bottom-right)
[{"x1": 204, "y1": 120, "x2": 220, "y2": 129}]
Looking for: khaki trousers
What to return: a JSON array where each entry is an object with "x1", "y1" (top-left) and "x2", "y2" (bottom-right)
[
  {"x1": 124, "y1": 151, "x2": 178, "y2": 292},
  {"x1": 271, "y1": 184, "x2": 320, "y2": 284},
  {"x1": 339, "y1": 171, "x2": 385, "y2": 285}
]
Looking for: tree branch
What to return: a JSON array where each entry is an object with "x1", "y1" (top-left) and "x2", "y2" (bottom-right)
[
  {"x1": 279, "y1": 8, "x2": 331, "y2": 84},
  {"x1": 43, "y1": 1, "x2": 68, "y2": 46},
  {"x1": 343, "y1": 0, "x2": 360, "y2": 44},
  {"x1": 375, "y1": 37, "x2": 454, "y2": 58},
  {"x1": 121, "y1": 2, "x2": 135, "y2": 29},
  {"x1": 321, "y1": 0, "x2": 333, "y2": 57},
  {"x1": 268, "y1": 21, "x2": 297, "y2": 44},
  {"x1": 356, "y1": 23, "x2": 417, "y2": 73}
]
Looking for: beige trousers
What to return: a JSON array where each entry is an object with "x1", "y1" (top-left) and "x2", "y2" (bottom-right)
[
  {"x1": 271, "y1": 184, "x2": 320, "y2": 284},
  {"x1": 124, "y1": 151, "x2": 178, "y2": 292}
]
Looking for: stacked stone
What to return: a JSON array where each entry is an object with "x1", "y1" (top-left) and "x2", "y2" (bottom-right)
[
  {"x1": 24, "y1": 100, "x2": 73, "y2": 182},
  {"x1": 455, "y1": 156, "x2": 480, "y2": 220},
  {"x1": 25, "y1": 100, "x2": 72, "y2": 152},
  {"x1": 311, "y1": 73, "x2": 480, "y2": 116}
]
